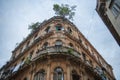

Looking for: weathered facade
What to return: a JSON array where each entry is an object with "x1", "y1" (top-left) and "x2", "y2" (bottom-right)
[
  {"x1": 0, "y1": 16, "x2": 115, "y2": 80},
  {"x1": 96, "y1": 0, "x2": 120, "y2": 46}
]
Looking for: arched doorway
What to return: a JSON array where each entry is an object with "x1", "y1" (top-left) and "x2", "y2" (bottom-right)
[{"x1": 72, "y1": 70, "x2": 80, "y2": 80}]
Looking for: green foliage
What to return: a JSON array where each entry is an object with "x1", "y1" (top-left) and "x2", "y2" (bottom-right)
[
  {"x1": 67, "y1": 48, "x2": 73, "y2": 55},
  {"x1": 28, "y1": 22, "x2": 40, "y2": 32},
  {"x1": 25, "y1": 57, "x2": 31, "y2": 65},
  {"x1": 53, "y1": 4, "x2": 76, "y2": 20}
]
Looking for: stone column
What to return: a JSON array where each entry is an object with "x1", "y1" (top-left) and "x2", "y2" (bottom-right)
[
  {"x1": 46, "y1": 64, "x2": 51, "y2": 80},
  {"x1": 30, "y1": 63, "x2": 34, "y2": 80},
  {"x1": 46, "y1": 56, "x2": 51, "y2": 80},
  {"x1": 66, "y1": 63, "x2": 71, "y2": 80}
]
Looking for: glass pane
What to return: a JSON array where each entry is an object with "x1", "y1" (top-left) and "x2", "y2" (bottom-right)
[
  {"x1": 56, "y1": 26, "x2": 63, "y2": 31},
  {"x1": 43, "y1": 42, "x2": 48, "y2": 48},
  {"x1": 45, "y1": 26, "x2": 50, "y2": 33},
  {"x1": 34, "y1": 70, "x2": 45, "y2": 80},
  {"x1": 111, "y1": 0, "x2": 120, "y2": 17},
  {"x1": 54, "y1": 67, "x2": 64, "y2": 80},
  {"x1": 55, "y1": 41, "x2": 62, "y2": 46}
]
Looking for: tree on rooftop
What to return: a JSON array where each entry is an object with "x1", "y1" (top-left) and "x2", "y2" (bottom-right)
[
  {"x1": 53, "y1": 4, "x2": 76, "y2": 20},
  {"x1": 28, "y1": 22, "x2": 41, "y2": 32}
]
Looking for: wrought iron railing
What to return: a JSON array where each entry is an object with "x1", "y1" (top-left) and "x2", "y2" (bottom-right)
[
  {"x1": 35, "y1": 46, "x2": 81, "y2": 59},
  {"x1": 94, "y1": 67, "x2": 107, "y2": 80}
]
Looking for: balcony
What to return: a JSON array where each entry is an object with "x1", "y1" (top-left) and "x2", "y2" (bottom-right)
[
  {"x1": 0, "y1": 68, "x2": 12, "y2": 80},
  {"x1": 94, "y1": 67, "x2": 107, "y2": 80},
  {"x1": 33, "y1": 46, "x2": 81, "y2": 61},
  {"x1": 84, "y1": 60, "x2": 94, "y2": 74}
]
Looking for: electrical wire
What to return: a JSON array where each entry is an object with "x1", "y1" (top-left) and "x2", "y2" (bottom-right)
[{"x1": 86, "y1": 9, "x2": 95, "y2": 39}]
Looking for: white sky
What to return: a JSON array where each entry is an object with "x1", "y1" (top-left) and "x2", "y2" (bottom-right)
[{"x1": 0, "y1": 0, "x2": 120, "y2": 79}]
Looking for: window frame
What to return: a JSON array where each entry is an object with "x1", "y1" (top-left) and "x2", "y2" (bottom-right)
[
  {"x1": 55, "y1": 24, "x2": 64, "y2": 31},
  {"x1": 55, "y1": 40, "x2": 63, "y2": 47},
  {"x1": 67, "y1": 27, "x2": 72, "y2": 34},
  {"x1": 43, "y1": 42, "x2": 48, "y2": 48},
  {"x1": 110, "y1": 0, "x2": 120, "y2": 17},
  {"x1": 34, "y1": 69, "x2": 46, "y2": 80},
  {"x1": 53, "y1": 67, "x2": 64, "y2": 80},
  {"x1": 69, "y1": 43, "x2": 73, "y2": 48},
  {"x1": 45, "y1": 26, "x2": 50, "y2": 33}
]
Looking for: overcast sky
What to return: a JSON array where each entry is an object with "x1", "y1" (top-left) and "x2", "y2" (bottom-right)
[{"x1": 0, "y1": 0, "x2": 120, "y2": 79}]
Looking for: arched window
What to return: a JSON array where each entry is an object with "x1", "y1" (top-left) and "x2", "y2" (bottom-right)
[
  {"x1": 53, "y1": 67, "x2": 64, "y2": 80},
  {"x1": 69, "y1": 43, "x2": 73, "y2": 48},
  {"x1": 43, "y1": 42, "x2": 48, "y2": 48},
  {"x1": 24, "y1": 77, "x2": 28, "y2": 80},
  {"x1": 55, "y1": 24, "x2": 63, "y2": 31},
  {"x1": 82, "y1": 52, "x2": 86, "y2": 61},
  {"x1": 72, "y1": 70, "x2": 80, "y2": 80},
  {"x1": 67, "y1": 27, "x2": 72, "y2": 34},
  {"x1": 45, "y1": 26, "x2": 50, "y2": 33},
  {"x1": 29, "y1": 50, "x2": 34, "y2": 59},
  {"x1": 26, "y1": 41, "x2": 30, "y2": 47},
  {"x1": 20, "y1": 47, "x2": 23, "y2": 53},
  {"x1": 55, "y1": 40, "x2": 63, "y2": 46},
  {"x1": 34, "y1": 33, "x2": 38, "y2": 40},
  {"x1": 34, "y1": 69, "x2": 45, "y2": 80}
]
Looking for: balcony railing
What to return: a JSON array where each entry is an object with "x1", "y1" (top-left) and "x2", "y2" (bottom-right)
[
  {"x1": 0, "y1": 69, "x2": 12, "y2": 80},
  {"x1": 85, "y1": 60, "x2": 92, "y2": 67},
  {"x1": 84, "y1": 60, "x2": 94, "y2": 75},
  {"x1": 0, "y1": 61, "x2": 27, "y2": 80},
  {"x1": 94, "y1": 67, "x2": 107, "y2": 80},
  {"x1": 33, "y1": 46, "x2": 81, "y2": 61}
]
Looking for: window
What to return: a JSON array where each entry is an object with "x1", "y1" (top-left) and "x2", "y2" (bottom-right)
[
  {"x1": 26, "y1": 41, "x2": 30, "y2": 47},
  {"x1": 34, "y1": 33, "x2": 38, "y2": 40},
  {"x1": 20, "y1": 58, "x2": 25, "y2": 66},
  {"x1": 29, "y1": 51, "x2": 34, "y2": 59},
  {"x1": 12, "y1": 64, "x2": 21, "y2": 72},
  {"x1": 69, "y1": 43, "x2": 73, "y2": 48},
  {"x1": 79, "y1": 36, "x2": 82, "y2": 43},
  {"x1": 89, "y1": 60, "x2": 93, "y2": 66},
  {"x1": 67, "y1": 27, "x2": 72, "y2": 34},
  {"x1": 43, "y1": 42, "x2": 48, "y2": 48},
  {"x1": 45, "y1": 26, "x2": 50, "y2": 33},
  {"x1": 72, "y1": 70, "x2": 80, "y2": 80},
  {"x1": 20, "y1": 47, "x2": 23, "y2": 53},
  {"x1": 82, "y1": 53, "x2": 86, "y2": 61},
  {"x1": 55, "y1": 40, "x2": 62, "y2": 46},
  {"x1": 24, "y1": 77, "x2": 28, "y2": 80},
  {"x1": 56, "y1": 24, "x2": 63, "y2": 31},
  {"x1": 34, "y1": 69, "x2": 45, "y2": 80},
  {"x1": 95, "y1": 66, "x2": 103, "y2": 74},
  {"x1": 110, "y1": 0, "x2": 120, "y2": 17},
  {"x1": 53, "y1": 67, "x2": 64, "y2": 80},
  {"x1": 84, "y1": 43, "x2": 88, "y2": 49}
]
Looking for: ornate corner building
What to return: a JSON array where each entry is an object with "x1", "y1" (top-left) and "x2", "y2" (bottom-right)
[
  {"x1": 96, "y1": 0, "x2": 120, "y2": 46},
  {"x1": 0, "y1": 16, "x2": 115, "y2": 80}
]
